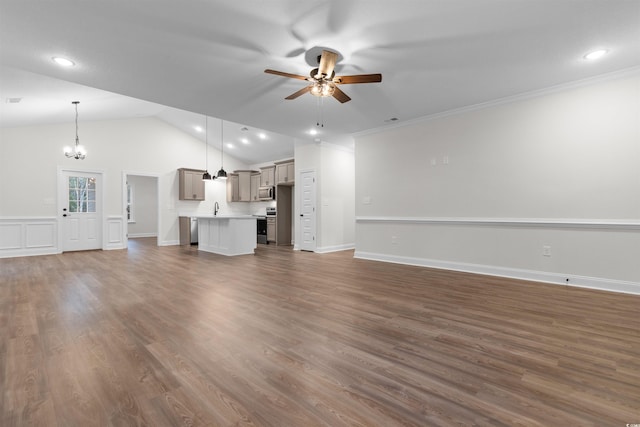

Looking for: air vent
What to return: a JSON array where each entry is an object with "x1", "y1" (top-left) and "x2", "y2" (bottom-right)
[{"x1": 6, "y1": 97, "x2": 22, "y2": 104}]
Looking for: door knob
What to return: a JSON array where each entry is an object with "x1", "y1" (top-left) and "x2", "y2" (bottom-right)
[{"x1": 63, "y1": 214, "x2": 68, "y2": 217}]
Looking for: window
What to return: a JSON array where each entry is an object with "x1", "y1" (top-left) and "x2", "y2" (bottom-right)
[
  {"x1": 68, "y1": 176, "x2": 96, "y2": 213},
  {"x1": 127, "y1": 183, "x2": 135, "y2": 223}
]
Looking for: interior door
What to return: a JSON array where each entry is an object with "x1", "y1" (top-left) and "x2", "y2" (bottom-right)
[
  {"x1": 60, "y1": 170, "x2": 102, "y2": 252},
  {"x1": 299, "y1": 170, "x2": 316, "y2": 251}
]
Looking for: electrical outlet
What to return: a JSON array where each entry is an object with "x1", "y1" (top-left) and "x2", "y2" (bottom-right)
[
  {"x1": 442, "y1": 155, "x2": 450, "y2": 165},
  {"x1": 542, "y1": 245, "x2": 552, "y2": 257},
  {"x1": 391, "y1": 236, "x2": 399, "y2": 245}
]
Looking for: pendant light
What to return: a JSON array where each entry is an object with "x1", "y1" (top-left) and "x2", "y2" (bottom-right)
[
  {"x1": 202, "y1": 116, "x2": 213, "y2": 181},
  {"x1": 64, "y1": 101, "x2": 86, "y2": 159},
  {"x1": 216, "y1": 119, "x2": 227, "y2": 179}
]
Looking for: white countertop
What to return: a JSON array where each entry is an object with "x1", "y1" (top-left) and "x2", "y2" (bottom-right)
[{"x1": 192, "y1": 214, "x2": 256, "y2": 219}]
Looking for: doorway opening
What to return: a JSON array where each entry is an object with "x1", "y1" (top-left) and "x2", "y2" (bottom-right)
[{"x1": 123, "y1": 172, "x2": 159, "y2": 247}]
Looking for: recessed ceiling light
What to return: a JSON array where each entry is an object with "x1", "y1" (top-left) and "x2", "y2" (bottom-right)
[
  {"x1": 52, "y1": 56, "x2": 75, "y2": 67},
  {"x1": 241, "y1": 138, "x2": 249, "y2": 144},
  {"x1": 226, "y1": 143, "x2": 234, "y2": 149},
  {"x1": 194, "y1": 126, "x2": 203, "y2": 133},
  {"x1": 258, "y1": 133, "x2": 266, "y2": 140},
  {"x1": 583, "y1": 49, "x2": 608, "y2": 60},
  {"x1": 309, "y1": 129, "x2": 318, "y2": 136}
]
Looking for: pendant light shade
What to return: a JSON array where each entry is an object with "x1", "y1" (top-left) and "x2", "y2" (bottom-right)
[
  {"x1": 202, "y1": 115, "x2": 214, "y2": 181},
  {"x1": 216, "y1": 119, "x2": 227, "y2": 179},
  {"x1": 64, "y1": 101, "x2": 86, "y2": 159}
]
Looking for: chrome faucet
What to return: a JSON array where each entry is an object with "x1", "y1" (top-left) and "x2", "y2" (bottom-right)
[{"x1": 214, "y1": 201, "x2": 219, "y2": 216}]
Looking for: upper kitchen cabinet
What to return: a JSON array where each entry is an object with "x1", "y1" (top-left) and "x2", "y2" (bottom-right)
[
  {"x1": 250, "y1": 172, "x2": 261, "y2": 201},
  {"x1": 260, "y1": 166, "x2": 276, "y2": 187},
  {"x1": 227, "y1": 173, "x2": 239, "y2": 202},
  {"x1": 275, "y1": 160, "x2": 295, "y2": 185},
  {"x1": 178, "y1": 168, "x2": 206, "y2": 201},
  {"x1": 227, "y1": 170, "x2": 258, "y2": 202}
]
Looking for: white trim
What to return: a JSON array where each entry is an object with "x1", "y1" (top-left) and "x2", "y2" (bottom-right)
[
  {"x1": 354, "y1": 251, "x2": 640, "y2": 296},
  {"x1": 353, "y1": 66, "x2": 640, "y2": 138},
  {"x1": 159, "y1": 240, "x2": 180, "y2": 246},
  {"x1": 315, "y1": 243, "x2": 355, "y2": 254},
  {"x1": 356, "y1": 216, "x2": 640, "y2": 231}
]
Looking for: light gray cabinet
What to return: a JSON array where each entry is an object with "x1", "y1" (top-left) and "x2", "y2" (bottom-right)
[
  {"x1": 226, "y1": 173, "x2": 239, "y2": 202},
  {"x1": 178, "y1": 168, "x2": 205, "y2": 201},
  {"x1": 266, "y1": 217, "x2": 276, "y2": 242},
  {"x1": 227, "y1": 170, "x2": 258, "y2": 202},
  {"x1": 275, "y1": 160, "x2": 294, "y2": 185},
  {"x1": 250, "y1": 173, "x2": 261, "y2": 201},
  {"x1": 260, "y1": 166, "x2": 276, "y2": 187}
]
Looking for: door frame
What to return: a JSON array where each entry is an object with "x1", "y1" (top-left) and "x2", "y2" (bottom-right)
[
  {"x1": 297, "y1": 168, "x2": 317, "y2": 252},
  {"x1": 122, "y1": 171, "x2": 161, "y2": 247},
  {"x1": 57, "y1": 166, "x2": 106, "y2": 252}
]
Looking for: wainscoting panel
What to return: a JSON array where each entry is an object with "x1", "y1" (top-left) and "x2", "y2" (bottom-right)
[
  {"x1": 0, "y1": 218, "x2": 58, "y2": 258},
  {"x1": 106, "y1": 216, "x2": 126, "y2": 250}
]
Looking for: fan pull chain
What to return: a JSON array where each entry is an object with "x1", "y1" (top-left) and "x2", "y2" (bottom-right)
[{"x1": 316, "y1": 96, "x2": 325, "y2": 128}]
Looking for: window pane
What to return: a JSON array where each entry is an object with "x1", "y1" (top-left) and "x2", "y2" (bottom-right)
[
  {"x1": 87, "y1": 201, "x2": 96, "y2": 213},
  {"x1": 68, "y1": 177, "x2": 77, "y2": 188},
  {"x1": 88, "y1": 178, "x2": 96, "y2": 190},
  {"x1": 78, "y1": 177, "x2": 87, "y2": 189},
  {"x1": 88, "y1": 190, "x2": 96, "y2": 201},
  {"x1": 69, "y1": 200, "x2": 78, "y2": 212}
]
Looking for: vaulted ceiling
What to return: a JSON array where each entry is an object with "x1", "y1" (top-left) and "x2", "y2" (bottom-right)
[{"x1": 1, "y1": 0, "x2": 639, "y2": 164}]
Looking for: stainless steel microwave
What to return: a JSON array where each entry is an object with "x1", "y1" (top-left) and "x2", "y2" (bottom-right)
[{"x1": 258, "y1": 186, "x2": 275, "y2": 201}]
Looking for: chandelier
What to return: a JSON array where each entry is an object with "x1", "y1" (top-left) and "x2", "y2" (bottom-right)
[{"x1": 64, "y1": 101, "x2": 86, "y2": 159}]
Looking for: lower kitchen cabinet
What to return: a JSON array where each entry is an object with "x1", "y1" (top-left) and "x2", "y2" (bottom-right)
[{"x1": 266, "y1": 217, "x2": 276, "y2": 243}]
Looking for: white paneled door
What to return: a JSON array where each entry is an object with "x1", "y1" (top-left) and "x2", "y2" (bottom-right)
[
  {"x1": 299, "y1": 170, "x2": 316, "y2": 252},
  {"x1": 59, "y1": 170, "x2": 103, "y2": 252}
]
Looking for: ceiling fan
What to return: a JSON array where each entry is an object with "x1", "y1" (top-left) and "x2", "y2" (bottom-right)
[{"x1": 264, "y1": 49, "x2": 382, "y2": 103}]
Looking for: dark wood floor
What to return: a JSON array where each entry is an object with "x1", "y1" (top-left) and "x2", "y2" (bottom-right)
[{"x1": 1, "y1": 238, "x2": 639, "y2": 426}]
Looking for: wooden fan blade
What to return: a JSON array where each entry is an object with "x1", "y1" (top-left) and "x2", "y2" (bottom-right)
[
  {"x1": 334, "y1": 74, "x2": 382, "y2": 84},
  {"x1": 332, "y1": 86, "x2": 351, "y2": 103},
  {"x1": 285, "y1": 85, "x2": 313, "y2": 100},
  {"x1": 264, "y1": 69, "x2": 308, "y2": 80},
  {"x1": 317, "y1": 50, "x2": 338, "y2": 78}
]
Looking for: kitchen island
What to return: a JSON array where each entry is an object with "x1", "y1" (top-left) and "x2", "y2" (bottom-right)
[{"x1": 194, "y1": 215, "x2": 257, "y2": 256}]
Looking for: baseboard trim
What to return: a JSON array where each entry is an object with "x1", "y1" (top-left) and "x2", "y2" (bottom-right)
[
  {"x1": 316, "y1": 243, "x2": 356, "y2": 254},
  {"x1": 128, "y1": 233, "x2": 158, "y2": 238},
  {"x1": 159, "y1": 240, "x2": 180, "y2": 247},
  {"x1": 353, "y1": 251, "x2": 640, "y2": 296}
]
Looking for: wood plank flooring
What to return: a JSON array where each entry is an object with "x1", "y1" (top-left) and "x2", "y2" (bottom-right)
[{"x1": 1, "y1": 237, "x2": 639, "y2": 426}]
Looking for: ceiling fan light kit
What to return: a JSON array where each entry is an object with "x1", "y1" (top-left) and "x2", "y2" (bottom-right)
[
  {"x1": 265, "y1": 49, "x2": 382, "y2": 104},
  {"x1": 64, "y1": 101, "x2": 86, "y2": 159}
]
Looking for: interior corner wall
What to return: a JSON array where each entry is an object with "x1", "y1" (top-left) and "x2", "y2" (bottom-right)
[
  {"x1": 0, "y1": 116, "x2": 249, "y2": 252},
  {"x1": 354, "y1": 73, "x2": 640, "y2": 294},
  {"x1": 318, "y1": 143, "x2": 355, "y2": 252}
]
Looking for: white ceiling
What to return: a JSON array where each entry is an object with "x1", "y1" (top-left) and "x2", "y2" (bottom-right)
[{"x1": 1, "y1": 0, "x2": 639, "y2": 164}]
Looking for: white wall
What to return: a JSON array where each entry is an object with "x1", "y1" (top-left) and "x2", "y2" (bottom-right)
[
  {"x1": 127, "y1": 174, "x2": 158, "y2": 238},
  {"x1": 295, "y1": 141, "x2": 356, "y2": 252},
  {"x1": 0, "y1": 116, "x2": 250, "y2": 252},
  {"x1": 354, "y1": 73, "x2": 640, "y2": 294}
]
